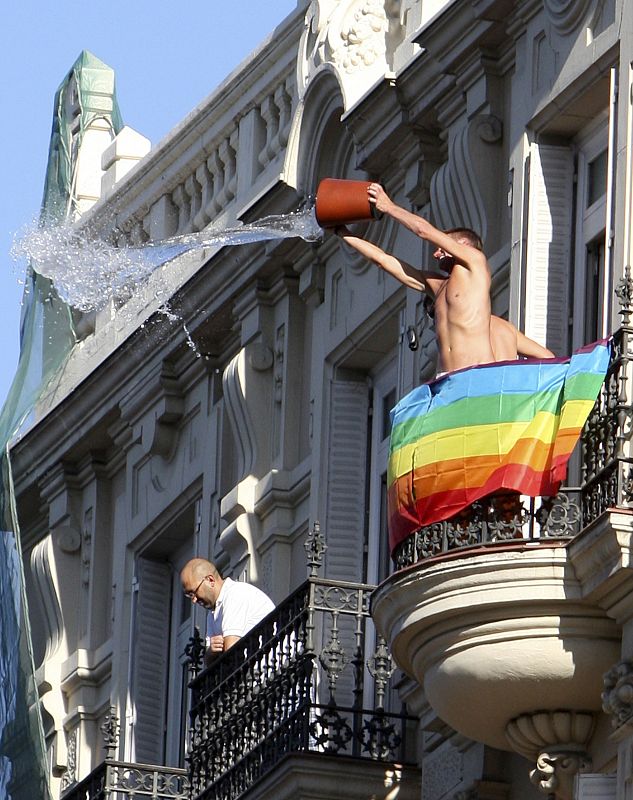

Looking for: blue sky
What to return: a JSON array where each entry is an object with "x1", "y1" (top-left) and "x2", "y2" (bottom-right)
[{"x1": 1, "y1": 0, "x2": 298, "y2": 410}]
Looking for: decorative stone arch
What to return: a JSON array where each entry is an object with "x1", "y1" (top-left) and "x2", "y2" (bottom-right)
[
  {"x1": 284, "y1": 68, "x2": 349, "y2": 195},
  {"x1": 285, "y1": 70, "x2": 392, "y2": 271}
]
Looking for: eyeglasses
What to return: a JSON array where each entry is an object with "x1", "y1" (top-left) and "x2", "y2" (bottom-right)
[{"x1": 184, "y1": 575, "x2": 208, "y2": 601}]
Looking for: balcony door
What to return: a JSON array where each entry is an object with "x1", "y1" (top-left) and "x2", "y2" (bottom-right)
[
  {"x1": 366, "y1": 358, "x2": 397, "y2": 588},
  {"x1": 165, "y1": 545, "x2": 195, "y2": 767}
]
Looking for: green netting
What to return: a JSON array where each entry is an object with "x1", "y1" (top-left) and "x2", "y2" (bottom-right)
[{"x1": 0, "y1": 51, "x2": 122, "y2": 798}]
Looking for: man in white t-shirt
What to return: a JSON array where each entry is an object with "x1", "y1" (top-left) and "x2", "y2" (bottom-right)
[{"x1": 181, "y1": 558, "x2": 275, "y2": 664}]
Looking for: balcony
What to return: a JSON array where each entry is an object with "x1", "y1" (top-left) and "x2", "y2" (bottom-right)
[
  {"x1": 61, "y1": 525, "x2": 420, "y2": 800},
  {"x1": 371, "y1": 276, "x2": 633, "y2": 799},
  {"x1": 60, "y1": 708, "x2": 189, "y2": 799},
  {"x1": 187, "y1": 524, "x2": 419, "y2": 800}
]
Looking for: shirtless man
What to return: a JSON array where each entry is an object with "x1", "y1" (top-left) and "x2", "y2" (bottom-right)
[{"x1": 336, "y1": 183, "x2": 495, "y2": 373}]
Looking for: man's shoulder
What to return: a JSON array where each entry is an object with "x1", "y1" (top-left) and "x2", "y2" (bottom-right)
[
  {"x1": 224, "y1": 578, "x2": 273, "y2": 603},
  {"x1": 452, "y1": 257, "x2": 491, "y2": 286}
]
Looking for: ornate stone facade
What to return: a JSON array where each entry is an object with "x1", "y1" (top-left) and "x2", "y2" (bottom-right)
[{"x1": 8, "y1": 1, "x2": 633, "y2": 799}]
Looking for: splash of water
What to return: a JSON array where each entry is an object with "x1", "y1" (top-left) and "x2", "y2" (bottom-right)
[
  {"x1": 11, "y1": 209, "x2": 322, "y2": 313},
  {"x1": 156, "y1": 304, "x2": 204, "y2": 359}
]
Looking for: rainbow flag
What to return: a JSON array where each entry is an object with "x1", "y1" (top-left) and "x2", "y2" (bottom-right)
[{"x1": 387, "y1": 340, "x2": 611, "y2": 552}]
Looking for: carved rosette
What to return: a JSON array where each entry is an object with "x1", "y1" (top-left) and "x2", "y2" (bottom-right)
[{"x1": 602, "y1": 660, "x2": 633, "y2": 729}]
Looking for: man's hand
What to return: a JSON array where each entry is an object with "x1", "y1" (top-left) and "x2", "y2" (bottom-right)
[
  {"x1": 203, "y1": 634, "x2": 225, "y2": 667},
  {"x1": 368, "y1": 183, "x2": 394, "y2": 214}
]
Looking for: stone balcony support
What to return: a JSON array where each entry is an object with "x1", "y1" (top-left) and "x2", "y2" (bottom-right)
[{"x1": 372, "y1": 532, "x2": 627, "y2": 798}]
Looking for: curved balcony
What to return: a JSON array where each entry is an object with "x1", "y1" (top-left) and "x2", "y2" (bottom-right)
[
  {"x1": 372, "y1": 542, "x2": 620, "y2": 750},
  {"x1": 372, "y1": 279, "x2": 633, "y2": 798}
]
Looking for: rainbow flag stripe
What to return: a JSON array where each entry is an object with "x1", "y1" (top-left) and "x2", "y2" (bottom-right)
[{"x1": 387, "y1": 340, "x2": 611, "y2": 552}]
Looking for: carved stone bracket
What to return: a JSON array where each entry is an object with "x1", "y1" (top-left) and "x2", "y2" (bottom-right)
[
  {"x1": 530, "y1": 749, "x2": 592, "y2": 800},
  {"x1": 506, "y1": 711, "x2": 594, "y2": 800},
  {"x1": 543, "y1": 0, "x2": 595, "y2": 34},
  {"x1": 430, "y1": 114, "x2": 503, "y2": 248},
  {"x1": 506, "y1": 710, "x2": 595, "y2": 761}
]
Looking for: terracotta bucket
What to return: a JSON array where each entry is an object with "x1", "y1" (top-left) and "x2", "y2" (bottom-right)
[{"x1": 314, "y1": 178, "x2": 381, "y2": 228}]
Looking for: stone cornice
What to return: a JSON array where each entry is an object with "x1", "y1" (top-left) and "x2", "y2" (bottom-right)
[
  {"x1": 246, "y1": 752, "x2": 421, "y2": 800},
  {"x1": 568, "y1": 509, "x2": 633, "y2": 623},
  {"x1": 254, "y1": 463, "x2": 312, "y2": 524},
  {"x1": 60, "y1": 642, "x2": 113, "y2": 698},
  {"x1": 413, "y1": 4, "x2": 501, "y2": 77}
]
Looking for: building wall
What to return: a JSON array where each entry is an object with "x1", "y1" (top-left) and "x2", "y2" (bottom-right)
[{"x1": 9, "y1": 1, "x2": 632, "y2": 798}]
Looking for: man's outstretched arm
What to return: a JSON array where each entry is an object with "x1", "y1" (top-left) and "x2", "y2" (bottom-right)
[
  {"x1": 335, "y1": 225, "x2": 435, "y2": 293},
  {"x1": 368, "y1": 184, "x2": 488, "y2": 274}
]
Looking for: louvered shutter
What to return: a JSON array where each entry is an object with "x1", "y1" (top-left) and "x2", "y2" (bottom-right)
[
  {"x1": 323, "y1": 380, "x2": 369, "y2": 583},
  {"x1": 130, "y1": 559, "x2": 172, "y2": 765},
  {"x1": 575, "y1": 774, "x2": 616, "y2": 800},
  {"x1": 317, "y1": 380, "x2": 370, "y2": 714},
  {"x1": 525, "y1": 143, "x2": 574, "y2": 356}
]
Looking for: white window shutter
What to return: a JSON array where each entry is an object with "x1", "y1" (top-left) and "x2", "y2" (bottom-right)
[
  {"x1": 525, "y1": 143, "x2": 575, "y2": 356},
  {"x1": 131, "y1": 558, "x2": 172, "y2": 765},
  {"x1": 575, "y1": 773, "x2": 616, "y2": 800},
  {"x1": 318, "y1": 379, "x2": 371, "y2": 713},
  {"x1": 323, "y1": 380, "x2": 370, "y2": 583}
]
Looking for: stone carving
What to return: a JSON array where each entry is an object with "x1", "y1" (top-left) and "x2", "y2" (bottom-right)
[
  {"x1": 530, "y1": 750, "x2": 592, "y2": 800},
  {"x1": 506, "y1": 711, "x2": 594, "y2": 800},
  {"x1": 273, "y1": 325, "x2": 285, "y2": 404},
  {"x1": 543, "y1": 0, "x2": 595, "y2": 34},
  {"x1": 430, "y1": 115, "x2": 503, "y2": 247},
  {"x1": 602, "y1": 660, "x2": 633, "y2": 728},
  {"x1": 333, "y1": 0, "x2": 389, "y2": 74},
  {"x1": 52, "y1": 524, "x2": 81, "y2": 554},
  {"x1": 297, "y1": 0, "x2": 403, "y2": 108},
  {"x1": 505, "y1": 711, "x2": 594, "y2": 760},
  {"x1": 30, "y1": 537, "x2": 64, "y2": 663},
  {"x1": 59, "y1": 727, "x2": 77, "y2": 791},
  {"x1": 81, "y1": 507, "x2": 93, "y2": 588}
]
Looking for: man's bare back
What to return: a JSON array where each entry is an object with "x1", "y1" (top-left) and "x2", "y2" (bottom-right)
[
  {"x1": 490, "y1": 316, "x2": 555, "y2": 361},
  {"x1": 336, "y1": 184, "x2": 494, "y2": 373}
]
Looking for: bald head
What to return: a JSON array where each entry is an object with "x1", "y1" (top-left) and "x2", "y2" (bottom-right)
[
  {"x1": 181, "y1": 558, "x2": 223, "y2": 609},
  {"x1": 181, "y1": 558, "x2": 220, "y2": 586}
]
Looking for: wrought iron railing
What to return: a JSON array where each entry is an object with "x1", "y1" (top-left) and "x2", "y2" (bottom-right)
[
  {"x1": 392, "y1": 489, "x2": 583, "y2": 569},
  {"x1": 187, "y1": 525, "x2": 416, "y2": 800},
  {"x1": 60, "y1": 709, "x2": 189, "y2": 800},
  {"x1": 393, "y1": 271, "x2": 633, "y2": 570},
  {"x1": 580, "y1": 278, "x2": 633, "y2": 519},
  {"x1": 61, "y1": 760, "x2": 190, "y2": 800}
]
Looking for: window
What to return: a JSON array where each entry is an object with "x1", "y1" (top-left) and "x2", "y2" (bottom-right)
[{"x1": 571, "y1": 117, "x2": 610, "y2": 349}]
